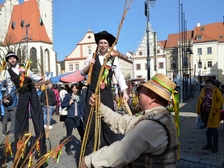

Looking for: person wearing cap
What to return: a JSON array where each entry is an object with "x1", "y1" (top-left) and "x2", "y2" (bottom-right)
[
  {"x1": 196, "y1": 78, "x2": 223, "y2": 153},
  {"x1": 80, "y1": 73, "x2": 178, "y2": 168},
  {"x1": 4, "y1": 51, "x2": 48, "y2": 167},
  {"x1": 81, "y1": 30, "x2": 129, "y2": 155}
]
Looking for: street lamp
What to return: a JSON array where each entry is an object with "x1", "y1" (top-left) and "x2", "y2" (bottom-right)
[
  {"x1": 186, "y1": 47, "x2": 193, "y2": 97},
  {"x1": 198, "y1": 54, "x2": 202, "y2": 90},
  {"x1": 204, "y1": 64, "x2": 207, "y2": 79},
  {"x1": 145, "y1": 0, "x2": 156, "y2": 80}
]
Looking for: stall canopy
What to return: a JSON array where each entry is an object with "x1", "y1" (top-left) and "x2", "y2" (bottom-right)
[
  {"x1": 60, "y1": 70, "x2": 85, "y2": 83},
  {"x1": 50, "y1": 72, "x2": 73, "y2": 84}
]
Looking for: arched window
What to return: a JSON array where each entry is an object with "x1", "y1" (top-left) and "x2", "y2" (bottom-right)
[
  {"x1": 30, "y1": 47, "x2": 37, "y2": 72},
  {"x1": 17, "y1": 49, "x2": 21, "y2": 64},
  {"x1": 44, "y1": 49, "x2": 50, "y2": 73}
]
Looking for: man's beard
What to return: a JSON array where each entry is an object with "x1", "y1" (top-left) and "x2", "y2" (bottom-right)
[{"x1": 10, "y1": 62, "x2": 17, "y2": 67}]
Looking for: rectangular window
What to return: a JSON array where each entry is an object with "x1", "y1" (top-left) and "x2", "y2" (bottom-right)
[
  {"x1": 139, "y1": 51, "x2": 142, "y2": 55},
  {"x1": 207, "y1": 47, "x2": 212, "y2": 54},
  {"x1": 207, "y1": 61, "x2": 212, "y2": 67},
  {"x1": 136, "y1": 64, "x2": 141, "y2": 70},
  {"x1": 145, "y1": 63, "x2": 147, "y2": 70},
  {"x1": 197, "y1": 48, "x2": 202, "y2": 55},
  {"x1": 198, "y1": 61, "x2": 202, "y2": 68},
  {"x1": 75, "y1": 64, "x2": 79, "y2": 70},
  {"x1": 183, "y1": 57, "x2": 188, "y2": 66},
  {"x1": 171, "y1": 59, "x2": 176, "y2": 69},
  {"x1": 197, "y1": 35, "x2": 202, "y2": 40},
  {"x1": 136, "y1": 75, "x2": 142, "y2": 78},
  {"x1": 69, "y1": 64, "x2": 73, "y2": 71},
  {"x1": 158, "y1": 62, "x2": 164, "y2": 69}
]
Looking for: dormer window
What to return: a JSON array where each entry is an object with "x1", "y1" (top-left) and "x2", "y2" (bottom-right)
[
  {"x1": 12, "y1": 21, "x2": 16, "y2": 29},
  {"x1": 200, "y1": 27, "x2": 204, "y2": 31},
  {"x1": 197, "y1": 35, "x2": 202, "y2": 40},
  {"x1": 39, "y1": 18, "x2": 43, "y2": 26},
  {"x1": 21, "y1": 20, "x2": 24, "y2": 27}
]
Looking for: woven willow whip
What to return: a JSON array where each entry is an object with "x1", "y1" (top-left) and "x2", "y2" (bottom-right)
[{"x1": 79, "y1": 0, "x2": 133, "y2": 166}]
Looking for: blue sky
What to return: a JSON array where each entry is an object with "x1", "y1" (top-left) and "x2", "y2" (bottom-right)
[{"x1": 1, "y1": 0, "x2": 223, "y2": 61}]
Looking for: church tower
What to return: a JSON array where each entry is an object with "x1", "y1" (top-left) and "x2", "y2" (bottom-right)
[
  {"x1": 37, "y1": 0, "x2": 53, "y2": 42},
  {"x1": 0, "y1": 0, "x2": 19, "y2": 43}
]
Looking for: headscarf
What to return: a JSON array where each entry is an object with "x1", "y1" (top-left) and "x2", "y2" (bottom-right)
[{"x1": 59, "y1": 89, "x2": 68, "y2": 101}]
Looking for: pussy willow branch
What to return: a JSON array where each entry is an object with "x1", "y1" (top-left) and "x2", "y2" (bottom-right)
[{"x1": 79, "y1": 0, "x2": 133, "y2": 166}]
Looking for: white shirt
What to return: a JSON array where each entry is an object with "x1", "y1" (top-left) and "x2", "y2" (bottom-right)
[
  {"x1": 5, "y1": 64, "x2": 42, "y2": 94},
  {"x1": 81, "y1": 53, "x2": 128, "y2": 91}
]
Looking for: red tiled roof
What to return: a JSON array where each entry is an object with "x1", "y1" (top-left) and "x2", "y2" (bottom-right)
[
  {"x1": 0, "y1": 4, "x2": 4, "y2": 8},
  {"x1": 194, "y1": 22, "x2": 224, "y2": 43},
  {"x1": 158, "y1": 40, "x2": 167, "y2": 49},
  {"x1": 166, "y1": 30, "x2": 194, "y2": 48},
  {"x1": 4, "y1": 0, "x2": 52, "y2": 45}
]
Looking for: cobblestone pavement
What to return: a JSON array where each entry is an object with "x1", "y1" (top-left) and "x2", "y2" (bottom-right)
[{"x1": 1, "y1": 90, "x2": 224, "y2": 167}]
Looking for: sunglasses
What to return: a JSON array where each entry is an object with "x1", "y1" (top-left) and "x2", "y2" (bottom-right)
[{"x1": 136, "y1": 86, "x2": 146, "y2": 96}]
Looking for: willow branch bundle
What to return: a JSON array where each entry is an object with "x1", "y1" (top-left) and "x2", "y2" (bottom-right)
[
  {"x1": 12, "y1": 133, "x2": 33, "y2": 168},
  {"x1": 86, "y1": 51, "x2": 98, "y2": 85},
  {"x1": 19, "y1": 134, "x2": 44, "y2": 168},
  {"x1": 34, "y1": 137, "x2": 70, "y2": 168},
  {"x1": 79, "y1": 0, "x2": 133, "y2": 166},
  {"x1": 2, "y1": 134, "x2": 12, "y2": 168}
]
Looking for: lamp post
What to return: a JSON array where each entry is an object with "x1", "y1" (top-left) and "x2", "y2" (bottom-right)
[
  {"x1": 145, "y1": 0, "x2": 156, "y2": 80},
  {"x1": 198, "y1": 54, "x2": 202, "y2": 90},
  {"x1": 186, "y1": 47, "x2": 193, "y2": 97},
  {"x1": 204, "y1": 64, "x2": 207, "y2": 79}
]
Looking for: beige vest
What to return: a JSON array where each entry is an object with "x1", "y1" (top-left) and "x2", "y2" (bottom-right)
[{"x1": 124, "y1": 109, "x2": 178, "y2": 168}]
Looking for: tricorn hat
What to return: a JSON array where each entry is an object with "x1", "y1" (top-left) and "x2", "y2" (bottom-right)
[
  {"x1": 140, "y1": 73, "x2": 176, "y2": 102},
  {"x1": 94, "y1": 31, "x2": 116, "y2": 47},
  {"x1": 6, "y1": 51, "x2": 18, "y2": 62}
]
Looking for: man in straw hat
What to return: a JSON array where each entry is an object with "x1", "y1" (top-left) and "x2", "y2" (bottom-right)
[
  {"x1": 4, "y1": 51, "x2": 48, "y2": 167},
  {"x1": 80, "y1": 73, "x2": 179, "y2": 168},
  {"x1": 81, "y1": 30, "x2": 129, "y2": 155}
]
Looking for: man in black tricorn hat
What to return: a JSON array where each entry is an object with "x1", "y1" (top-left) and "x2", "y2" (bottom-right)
[{"x1": 81, "y1": 30, "x2": 129, "y2": 155}]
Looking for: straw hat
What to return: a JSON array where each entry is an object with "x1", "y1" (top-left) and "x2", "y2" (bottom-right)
[
  {"x1": 141, "y1": 73, "x2": 176, "y2": 102},
  {"x1": 94, "y1": 31, "x2": 116, "y2": 47}
]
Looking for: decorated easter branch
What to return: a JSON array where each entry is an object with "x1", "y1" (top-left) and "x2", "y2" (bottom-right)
[
  {"x1": 0, "y1": 133, "x2": 70, "y2": 168},
  {"x1": 79, "y1": 0, "x2": 133, "y2": 166}
]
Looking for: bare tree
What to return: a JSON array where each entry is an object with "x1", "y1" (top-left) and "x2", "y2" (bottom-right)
[{"x1": 0, "y1": 32, "x2": 27, "y2": 63}]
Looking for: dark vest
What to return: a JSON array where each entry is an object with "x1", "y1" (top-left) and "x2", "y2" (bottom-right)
[
  {"x1": 8, "y1": 67, "x2": 34, "y2": 94},
  {"x1": 124, "y1": 111, "x2": 178, "y2": 168},
  {"x1": 89, "y1": 55, "x2": 114, "y2": 91}
]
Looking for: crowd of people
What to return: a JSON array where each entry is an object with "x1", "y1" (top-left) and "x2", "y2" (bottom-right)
[{"x1": 0, "y1": 30, "x2": 182, "y2": 168}]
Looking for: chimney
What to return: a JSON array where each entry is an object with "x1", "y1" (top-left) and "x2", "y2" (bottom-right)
[{"x1": 197, "y1": 23, "x2": 200, "y2": 27}]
